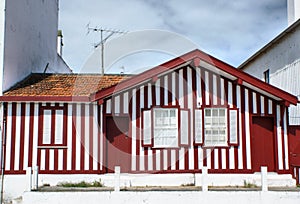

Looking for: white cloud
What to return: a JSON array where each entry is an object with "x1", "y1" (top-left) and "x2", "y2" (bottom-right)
[{"x1": 59, "y1": 0, "x2": 287, "y2": 73}]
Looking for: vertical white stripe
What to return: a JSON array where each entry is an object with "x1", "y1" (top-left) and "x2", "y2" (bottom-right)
[
  {"x1": 276, "y1": 105, "x2": 283, "y2": 170},
  {"x1": 214, "y1": 149, "x2": 219, "y2": 169},
  {"x1": 156, "y1": 150, "x2": 161, "y2": 170},
  {"x1": 106, "y1": 99, "x2": 111, "y2": 114},
  {"x1": 55, "y1": 110, "x2": 63, "y2": 144},
  {"x1": 67, "y1": 104, "x2": 72, "y2": 171},
  {"x1": 14, "y1": 103, "x2": 21, "y2": 171},
  {"x1": 148, "y1": 149, "x2": 153, "y2": 171},
  {"x1": 40, "y1": 150, "x2": 45, "y2": 171},
  {"x1": 139, "y1": 87, "x2": 145, "y2": 171},
  {"x1": 164, "y1": 76, "x2": 168, "y2": 106},
  {"x1": 163, "y1": 150, "x2": 168, "y2": 170},
  {"x1": 49, "y1": 149, "x2": 54, "y2": 171},
  {"x1": 283, "y1": 109, "x2": 289, "y2": 169},
  {"x1": 206, "y1": 149, "x2": 211, "y2": 169},
  {"x1": 148, "y1": 83, "x2": 152, "y2": 108},
  {"x1": 93, "y1": 104, "x2": 98, "y2": 171},
  {"x1": 198, "y1": 147, "x2": 203, "y2": 169},
  {"x1": 32, "y1": 103, "x2": 39, "y2": 167},
  {"x1": 228, "y1": 82, "x2": 233, "y2": 108},
  {"x1": 196, "y1": 67, "x2": 202, "y2": 107},
  {"x1": 229, "y1": 147, "x2": 235, "y2": 169},
  {"x1": 179, "y1": 70, "x2": 184, "y2": 108},
  {"x1": 205, "y1": 71, "x2": 210, "y2": 105},
  {"x1": 213, "y1": 75, "x2": 217, "y2": 105},
  {"x1": 179, "y1": 147, "x2": 185, "y2": 170},
  {"x1": 220, "y1": 78, "x2": 225, "y2": 105},
  {"x1": 75, "y1": 104, "x2": 81, "y2": 171},
  {"x1": 114, "y1": 95, "x2": 120, "y2": 114},
  {"x1": 84, "y1": 104, "x2": 90, "y2": 171},
  {"x1": 171, "y1": 150, "x2": 176, "y2": 170},
  {"x1": 252, "y1": 92, "x2": 257, "y2": 114},
  {"x1": 5, "y1": 103, "x2": 12, "y2": 171},
  {"x1": 123, "y1": 92, "x2": 129, "y2": 114},
  {"x1": 268, "y1": 100, "x2": 273, "y2": 114},
  {"x1": 172, "y1": 73, "x2": 176, "y2": 106},
  {"x1": 244, "y1": 89, "x2": 251, "y2": 170},
  {"x1": 260, "y1": 96, "x2": 265, "y2": 114},
  {"x1": 58, "y1": 149, "x2": 63, "y2": 171},
  {"x1": 236, "y1": 85, "x2": 243, "y2": 169},
  {"x1": 131, "y1": 89, "x2": 137, "y2": 171},
  {"x1": 155, "y1": 79, "x2": 161, "y2": 106},
  {"x1": 100, "y1": 105, "x2": 103, "y2": 170},
  {"x1": 221, "y1": 149, "x2": 226, "y2": 169},
  {"x1": 187, "y1": 67, "x2": 194, "y2": 170},
  {"x1": 23, "y1": 104, "x2": 30, "y2": 170}
]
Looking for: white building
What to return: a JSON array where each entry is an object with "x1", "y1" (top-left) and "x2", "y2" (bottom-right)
[
  {"x1": 0, "y1": 0, "x2": 71, "y2": 93},
  {"x1": 239, "y1": 0, "x2": 300, "y2": 125}
]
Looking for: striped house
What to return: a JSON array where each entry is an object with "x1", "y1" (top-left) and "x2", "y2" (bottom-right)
[{"x1": 0, "y1": 50, "x2": 298, "y2": 180}]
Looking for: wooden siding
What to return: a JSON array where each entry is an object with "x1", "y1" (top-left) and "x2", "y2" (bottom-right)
[{"x1": 104, "y1": 65, "x2": 290, "y2": 173}]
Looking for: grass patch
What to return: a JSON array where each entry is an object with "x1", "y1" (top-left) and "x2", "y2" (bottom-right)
[
  {"x1": 243, "y1": 180, "x2": 257, "y2": 188},
  {"x1": 58, "y1": 179, "x2": 104, "y2": 188},
  {"x1": 181, "y1": 183, "x2": 195, "y2": 187}
]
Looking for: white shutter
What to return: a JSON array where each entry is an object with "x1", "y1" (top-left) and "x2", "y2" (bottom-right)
[
  {"x1": 43, "y1": 110, "x2": 52, "y2": 144},
  {"x1": 143, "y1": 110, "x2": 152, "y2": 146},
  {"x1": 194, "y1": 109, "x2": 202, "y2": 144},
  {"x1": 180, "y1": 110, "x2": 189, "y2": 145},
  {"x1": 55, "y1": 110, "x2": 64, "y2": 144},
  {"x1": 229, "y1": 109, "x2": 238, "y2": 144}
]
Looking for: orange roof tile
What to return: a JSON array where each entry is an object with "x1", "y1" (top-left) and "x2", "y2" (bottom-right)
[{"x1": 4, "y1": 73, "x2": 131, "y2": 97}]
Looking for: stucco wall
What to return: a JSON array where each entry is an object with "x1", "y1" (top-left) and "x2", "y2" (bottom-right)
[{"x1": 2, "y1": 0, "x2": 71, "y2": 91}]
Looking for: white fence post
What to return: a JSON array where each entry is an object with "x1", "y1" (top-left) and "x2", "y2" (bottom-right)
[
  {"x1": 261, "y1": 166, "x2": 268, "y2": 192},
  {"x1": 32, "y1": 166, "x2": 39, "y2": 190},
  {"x1": 114, "y1": 166, "x2": 120, "y2": 192},
  {"x1": 202, "y1": 166, "x2": 208, "y2": 192},
  {"x1": 26, "y1": 167, "x2": 32, "y2": 191}
]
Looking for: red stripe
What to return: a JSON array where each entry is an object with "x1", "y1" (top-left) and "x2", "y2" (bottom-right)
[
  {"x1": 136, "y1": 89, "x2": 141, "y2": 171},
  {"x1": 184, "y1": 148, "x2": 189, "y2": 170},
  {"x1": 226, "y1": 147, "x2": 230, "y2": 169},
  {"x1": 63, "y1": 104, "x2": 68, "y2": 170},
  {"x1": 54, "y1": 149, "x2": 58, "y2": 171},
  {"x1": 232, "y1": 84, "x2": 238, "y2": 169},
  {"x1": 167, "y1": 149, "x2": 171, "y2": 170},
  {"x1": 160, "y1": 76, "x2": 165, "y2": 106},
  {"x1": 45, "y1": 149, "x2": 50, "y2": 171},
  {"x1": 203, "y1": 148, "x2": 207, "y2": 167},
  {"x1": 19, "y1": 103, "x2": 26, "y2": 170},
  {"x1": 241, "y1": 87, "x2": 247, "y2": 169},
  {"x1": 37, "y1": 104, "x2": 42, "y2": 170},
  {"x1": 211, "y1": 148, "x2": 215, "y2": 169},
  {"x1": 160, "y1": 150, "x2": 164, "y2": 171},
  {"x1": 80, "y1": 104, "x2": 85, "y2": 171},
  {"x1": 273, "y1": 101, "x2": 279, "y2": 170},
  {"x1": 151, "y1": 84, "x2": 156, "y2": 171},
  {"x1": 216, "y1": 76, "x2": 221, "y2": 105},
  {"x1": 256, "y1": 93, "x2": 261, "y2": 114},
  {"x1": 192, "y1": 68, "x2": 198, "y2": 169},
  {"x1": 224, "y1": 79, "x2": 230, "y2": 169},
  {"x1": 264, "y1": 96, "x2": 269, "y2": 115},
  {"x1": 71, "y1": 104, "x2": 77, "y2": 170},
  {"x1": 144, "y1": 147, "x2": 148, "y2": 171},
  {"x1": 120, "y1": 93, "x2": 124, "y2": 114},
  {"x1": 168, "y1": 73, "x2": 172, "y2": 105},
  {"x1": 144, "y1": 85, "x2": 149, "y2": 171},
  {"x1": 28, "y1": 103, "x2": 34, "y2": 167},
  {"x1": 89, "y1": 104, "x2": 94, "y2": 171},
  {"x1": 208, "y1": 71, "x2": 213, "y2": 106},
  {"x1": 176, "y1": 149, "x2": 180, "y2": 170},
  {"x1": 10, "y1": 103, "x2": 17, "y2": 171},
  {"x1": 50, "y1": 109, "x2": 56, "y2": 144},
  {"x1": 218, "y1": 148, "x2": 222, "y2": 169}
]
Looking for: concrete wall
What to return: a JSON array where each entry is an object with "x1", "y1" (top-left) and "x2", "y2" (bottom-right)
[
  {"x1": 2, "y1": 0, "x2": 71, "y2": 91},
  {"x1": 21, "y1": 191, "x2": 300, "y2": 204}
]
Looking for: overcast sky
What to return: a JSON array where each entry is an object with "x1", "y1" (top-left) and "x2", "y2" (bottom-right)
[{"x1": 58, "y1": 0, "x2": 287, "y2": 74}]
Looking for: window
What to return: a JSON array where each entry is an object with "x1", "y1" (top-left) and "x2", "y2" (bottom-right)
[
  {"x1": 153, "y1": 108, "x2": 178, "y2": 148},
  {"x1": 264, "y1": 69, "x2": 270, "y2": 83},
  {"x1": 204, "y1": 108, "x2": 227, "y2": 146},
  {"x1": 39, "y1": 107, "x2": 66, "y2": 146},
  {"x1": 142, "y1": 107, "x2": 190, "y2": 148}
]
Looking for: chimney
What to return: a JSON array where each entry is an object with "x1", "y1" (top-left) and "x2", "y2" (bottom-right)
[
  {"x1": 57, "y1": 30, "x2": 63, "y2": 56},
  {"x1": 288, "y1": 0, "x2": 300, "y2": 26}
]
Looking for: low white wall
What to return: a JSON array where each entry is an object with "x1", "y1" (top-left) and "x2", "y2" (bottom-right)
[
  {"x1": 2, "y1": 173, "x2": 296, "y2": 201},
  {"x1": 21, "y1": 191, "x2": 300, "y2": 204}
]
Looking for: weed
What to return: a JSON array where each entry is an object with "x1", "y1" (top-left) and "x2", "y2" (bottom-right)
[
  {"x1": 58, "y1": 179, "x2": 104, "y2": 188},
  {"x1": 243, "y1": 180, "x2": 257, "y2": 188}
]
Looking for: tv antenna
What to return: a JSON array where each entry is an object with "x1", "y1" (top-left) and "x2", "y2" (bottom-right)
[{"x1": 87, "y1": 24, "x2": 128, "y2": 75}]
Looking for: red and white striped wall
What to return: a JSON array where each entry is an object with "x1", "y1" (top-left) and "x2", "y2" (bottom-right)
[
  {"x1": 4, "y1": 102, "x2": 103, "y2": 174},
  {"x1": 104, "y1": 65, "x2": 290, "y2": 173}
]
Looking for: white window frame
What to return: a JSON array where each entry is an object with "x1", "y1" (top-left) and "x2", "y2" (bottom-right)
[
  {"x1": 153, "y1": 108, "x2": 179, "y2": 148},
  {"x1": 204, "y1": 108, "x2": 227, "y2": 147}
]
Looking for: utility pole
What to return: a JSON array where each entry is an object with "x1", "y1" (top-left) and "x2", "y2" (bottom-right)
[{"x1": 87, "y1": 26, "x2": 127, "y2": 75}]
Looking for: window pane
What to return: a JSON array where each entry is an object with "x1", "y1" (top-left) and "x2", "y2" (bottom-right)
[
  {"x1": 219, "y1": 109, "x2": 225, "y2": 116},
  {"x1": 205, "y1": 109, "x2": 211, "y2": 116},
  {"x1": 212, "y1": 109, "x2": 218, "y2": 116}
]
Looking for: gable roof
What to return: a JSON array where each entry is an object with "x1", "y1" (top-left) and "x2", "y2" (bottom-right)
[
  {"x1": 239, "y1": 19, "x2": 300, "y2": 70},
  {"x1": 91, "y1": 49, "x2": 298, "y2": 106},
  {"x1": 2, "y1": 73, "x2": 131, "y2": 102}
]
